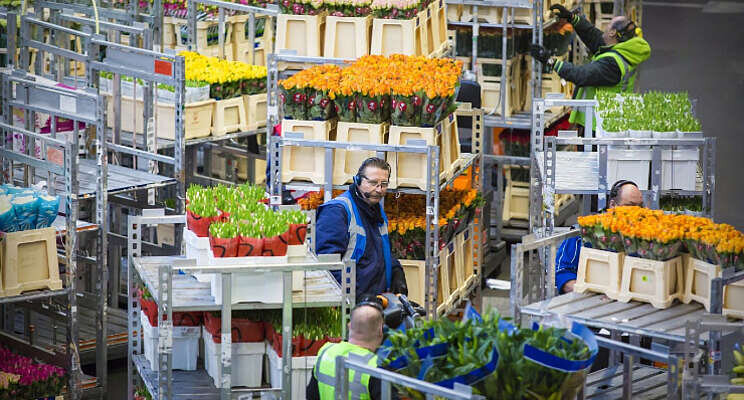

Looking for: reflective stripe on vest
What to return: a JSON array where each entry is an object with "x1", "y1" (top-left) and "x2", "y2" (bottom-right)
[
  {"x1": 314, "y1": 342, "x2": 378, "y2": 400},
  {"x1": 569, "y1": 50, "x2": 638, "y2": 126},
  {"x1": 319, "y1": 191, "x2": 393, "y2": 289}
]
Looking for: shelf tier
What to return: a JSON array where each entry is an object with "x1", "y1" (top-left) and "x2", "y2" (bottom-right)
[
  {"x1": 484, "y1": 108, "x2": 568, "y2": 129},
  {"x1": 283, "y1": 153, "x2": 477, "y2": 196},
  {"x1": 521, "y1": 292, "x2": 715, "y2": 343},
  {"x1": 116, "y1": 128, "x2": 264, "y2": 150},
  {"x1": 584, "y1": 365, "x2": 669, "y2": 400},
  {"x1": 133, "y1": 256, "x2": 345, "y2": 312}
]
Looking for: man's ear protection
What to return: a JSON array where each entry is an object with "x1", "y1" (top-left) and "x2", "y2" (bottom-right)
[
  {"x1": 615, "y1": 20, "x2": 638, "y2": 42},
  {"x1": 353, "y1": 174, "x2": 361, "y2": 186}
]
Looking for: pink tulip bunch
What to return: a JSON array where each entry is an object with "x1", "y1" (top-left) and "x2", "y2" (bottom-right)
[{"x1": 0, "y1": 346, "x2": 66, "y2": 400}]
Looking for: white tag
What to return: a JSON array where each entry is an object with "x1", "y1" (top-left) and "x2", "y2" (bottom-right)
[
  {"x1": 59, "y1": 95, "x2": 76, "y2": 114},
  {"x1": 426, "y1": 206, "x2": 434, "y2": 216},
  {"x1": 270, "y1": 195, "x2": 282, "y2": 206}
]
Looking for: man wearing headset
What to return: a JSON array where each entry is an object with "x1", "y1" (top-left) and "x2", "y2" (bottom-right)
[
  {"x1": 530, "y1": 6, "x2": 651, "y2": 128},
  {"x1": 316, "y1": 157, "x2": 408, "y2": 301},
  {"x1": 556, "y1": 180, "x2": 643, "y2": 293},
  {"x1": 307, "y1": 299, "x2": 396, "y2": 400}
]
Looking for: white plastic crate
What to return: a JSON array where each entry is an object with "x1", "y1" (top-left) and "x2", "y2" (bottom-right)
[
  {"x1": 140, "y1": 313, "x2": 200, "y2": 371},
  {"x1": 661, "y1": 149, "x2": 699, "y2": 191},
  {"x1": 266, "y1": 345, "x2": 317, "y2": 400},
  {"x1": 607, "y1": 149, "x2": 651, "y2": 190},
  {"x1": 203, "y1": 327, "x2": 265, "y2": 388}
]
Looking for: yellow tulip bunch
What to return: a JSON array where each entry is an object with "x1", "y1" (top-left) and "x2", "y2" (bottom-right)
[{"x1": 179, "y1": 51, "x2": 267, "y2": 99}]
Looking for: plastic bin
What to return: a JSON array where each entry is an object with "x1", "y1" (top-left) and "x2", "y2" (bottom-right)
[
  {"x1": 682, "y1": 255, "x2": 720, "y2": 311},
  {"x1": 266, "y1": 345, "x2": 317, "y2": 400},
  {"x1": 661, "y1": 149, "x2": 699, "y2": 191},
  {"x1": 607, "y1": 149, "x2": 651, "y2": 190},
  {"x1": 617, "y1": 255, "x2": 684, "y2": 309},
  {"x1": 574, "y1": 248, "x2": 625, "y2": 300},
  {"x1": 203, "y1": 326, "x2": 265, "y2": 388},
  {"x1": 140, "y1": 313, "x2": 200, "y2": 371},
  {"x1": 0, "y1": 227, "x2": 62, "y2": 297}
]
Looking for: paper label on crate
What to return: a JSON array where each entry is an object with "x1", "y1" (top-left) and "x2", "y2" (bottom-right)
[
  {"x1": 426, "y1": 206, "x2": 434, "y2": 216},
  {"x1": 159, "y1": 320, "x2": 174, "y2": 353},
  {"x1": 59, "y1": 95, "x2": 76, "y2": 114}
]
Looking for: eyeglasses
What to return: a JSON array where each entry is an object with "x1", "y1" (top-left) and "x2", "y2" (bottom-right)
[{"x1": 362, "y1": 176, "x2": 389, "y2": 189}]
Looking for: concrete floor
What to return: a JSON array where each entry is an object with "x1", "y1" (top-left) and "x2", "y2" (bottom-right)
[{"x1": 101, "y1": 4, "x2": 744, "y2": 399}]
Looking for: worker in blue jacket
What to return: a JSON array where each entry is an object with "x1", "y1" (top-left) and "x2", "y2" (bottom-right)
[
  {"x1": 316, "y1": 157, "x2": 408, "y2": 300},
  {"x1": 556, "y1": 180, "x2": 643, "y2": 293}
]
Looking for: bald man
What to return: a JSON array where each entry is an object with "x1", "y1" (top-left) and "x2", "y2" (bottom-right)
[
  {"x1": 308, "y1": 302, "x2": 397, "y2": 400},
  {"x1": 556, "y1": 180, "x2": 643, "y2": 293},
  {"x1": 530, "y1": 7, "x2": 651, "y2": 128}
]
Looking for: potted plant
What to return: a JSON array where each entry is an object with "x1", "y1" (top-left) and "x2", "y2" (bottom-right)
[
  {"x1": 262, "y1": 213, "x2": 290, "y2": 256},
  {"x1": 283, "y1": 209, "x2": 309, "y2": 245},
  {"x1": 209, "y1": 221, "x2": 239, "y2": 257}
]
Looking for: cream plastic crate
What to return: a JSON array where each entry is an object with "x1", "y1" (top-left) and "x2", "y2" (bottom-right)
[
  {"x1": 198, "y1": 42, "x2": 235, "y2": 60},
  {"x1": 476, "y1": 5, "x2": 501, "y2": 23},
  {"x1": 231, "y1": 14, "x2": 273, "y2": 48},
  {"x1": 387, "y1": 118, "x2": 449, "y2": 190},
  {"x1": 281, "y1": 119, "x2": 337, "y2": 184},
  {"x1": 203, "y1": 327, "x2": 265, "y2": 388},
  {"x1": 174, "y1": 19, "x2": 234, "y2": 51},
  {"x1": 460, "y1": 5, "x2": 474, "y2": 22},
  {"x1": 661, "y1": 149, "x2": 699, "y2": 191},
  {"x1": 371, "y1": 14, "x2": 425, "y2": 56},
  {"x1": 682, "y1": 255, "x2": 721, "y2": 311},
  {"x1": 234, "y1": 41, "x2": 268, "y2": 66},
  {"x1": 502, "y1": 179, "x2": 529, "y2": 221},
  {"x1": 156, "y1": 99, "x2": 215, "y2": 140},
  {"x1": 608, "y1": 149, "x2": 651, "y2": 190},
  {"x1": 574, "y1": 247, "x2": 625, "y2": 299},
  {"x1": 237, "y1": 157, "x2": 267, "y2": 184},
  {"x1": 162, "y1": 17, "x2": 177, "y2": 49},
  {"x1": 442, "y1": 113, "x2": 462, "y2": 176},
  {"x1": 276, "y1": 13, "x2": 326, "y2": 57},
  {"x1": 456, "y1": 225, "x2": 476, "y2": 287},
  {"x1": 617, "y1": 255, "x2": 684, "y2": 309},
  {"x1": 105, "y1": 95, "x2": 144, "y2": 134},
  {"x1": 0, "y1": 227, "x2": 62, "y2": 297},
  {"x1": 443, "y1": 240, "x2": 463, "y2": 303},
  {"x1": 447, "y1": 3, "x2": 462, "y2": 22},
  {"x1": 212, "y1": 97, "x2": 249, "y2": 136},
  {"x1": 243, "y1": 93, "x2": 267, "y2": 130},
  {"x1": 723, "y1": 280, "x2": 744, "y2": 320},
  {"x1": 323, "y1": 15, "x2": 372, "y2": 59},
  {"x1": 267, "y1": 346, "x2": 317, "y2": 400},
  {"x1": 332, "y1": 122, "x2": 389, "y2": 185},
  {"x1": 400, "y1": 247, "x2": 450, "y2": 310},
  {"x1": 429, "y1": 0, "x2": 448, "y2": 54},
  {"x1": 141, "y1": 313, "x2": 200, "y2": 371},
  {"x1": 481, "y1": 81, "x2": 513, "y2": 117}
]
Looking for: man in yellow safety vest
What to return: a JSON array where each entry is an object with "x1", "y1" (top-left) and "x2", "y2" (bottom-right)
[
  {"x1": 530, "y1": 5, "x2": 651, "y2": 128},
  {"x1": 307, "y1": 298, "x2": 396, "y2": 400}
]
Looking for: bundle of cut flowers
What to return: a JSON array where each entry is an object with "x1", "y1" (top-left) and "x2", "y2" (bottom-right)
[
  {"x1": 186, "y1": 184, "x2": 308, "y2": 257},
  {"x1": 578, "y1": 206, "x2": 744, "y2": 268},
  {"x1": 596, "y1": 91, "x2": 702, "y2": 133},
  {"x1": 0, "y1": 346, "x2": 67, "y2": 400},
  {"x1": 279, "y1": 55, "x2": 462, "y2": 127},
  {"x1": 179, "y1": 51, "x2": 267, "y2": 100}
]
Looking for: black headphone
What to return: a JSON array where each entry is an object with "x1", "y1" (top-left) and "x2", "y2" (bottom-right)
[
  {"x1": 354, "y1": 157, "x2": 391, "y2": 187},
  {"x1": 609, "y1": 179, "x2": 638, "y2": 201},
  {"x1": 354, "y1": 294, "x2": 384, "y2": 313},
  {"x1": 615, "y1": 20, "x2": 637, "y2": 42}
]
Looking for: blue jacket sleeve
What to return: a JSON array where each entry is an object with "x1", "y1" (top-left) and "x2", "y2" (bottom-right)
[
  {"x1": 315, "y1": 203, "x2": 349, "y2": 282},
  {"x1": 555, "y1": 237, "x2": 581, "y2": 293}
]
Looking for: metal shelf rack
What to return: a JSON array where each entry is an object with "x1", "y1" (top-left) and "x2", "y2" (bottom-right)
[
  {"x1": 266, "y1": 53, "x2": 487, "y2": 318},
  {"x1": 0, "y1": 70, "x2": 104, "y2": 400},
  {"x1": 126, "y1": 211, "x2": 354, "y2": 400}
]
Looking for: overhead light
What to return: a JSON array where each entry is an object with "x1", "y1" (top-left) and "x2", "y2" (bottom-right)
[{"x1": 702, "y1": 1, "x2": 744, "y2": 13}]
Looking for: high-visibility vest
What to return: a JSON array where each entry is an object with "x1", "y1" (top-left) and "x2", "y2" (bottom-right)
[{"x1": 314, "y1": 341, "x2": 378, "y2": 400}]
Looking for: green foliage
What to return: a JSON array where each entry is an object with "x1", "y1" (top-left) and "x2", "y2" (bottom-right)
[
  {"x1": 596, "y1": 90, "x2": 702, "y2": 132},
  {"x1": 209, "y1": 221, "x2": 238, "y2": 239}
]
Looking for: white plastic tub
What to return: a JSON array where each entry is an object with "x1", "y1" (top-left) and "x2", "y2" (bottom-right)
[
  {"x1": 266, "y1": 345, "x2": 317, "y2": 400},
  {"x1": 140, "y1": 313, "x2": 200, "y2": 371},
  {"x1": 607, "y1": 149, "x2": 652, "y2": 190},
  {"x1": 661, "y1": 149, "x2": 699, "y2": 190},
  {"x1": 203, "y1": 326, "x2": 265, "y2": 388}
]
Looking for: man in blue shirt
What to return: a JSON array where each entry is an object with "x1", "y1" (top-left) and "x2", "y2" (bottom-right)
[
  {"x1": 555, "y1": 180, "x2": 643, "y2": 293},
  {"x1": 315, "y1": 158, "x2": 408, "y2": 301}
]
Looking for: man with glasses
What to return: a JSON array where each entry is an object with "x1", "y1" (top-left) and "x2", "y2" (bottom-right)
[
  {"x1": 316, "y1": 158, "x2": 408, "y2": 301},
  {"x1": 556, "y1": 180, "x2": 643, "y2": 293}
]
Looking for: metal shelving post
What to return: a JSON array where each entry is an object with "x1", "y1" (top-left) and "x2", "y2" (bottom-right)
[
  {"x1": 684, "y1": 317, "x2": 744, "y2": 399},
  {"x1": 0, "y1": 70, "x2": 106, "y2": 400}
]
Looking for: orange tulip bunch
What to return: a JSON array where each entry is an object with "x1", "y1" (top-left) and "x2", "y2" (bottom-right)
[
  {"x1": 579, "y1": 207, "x2": 744, "y2": 266},
  {"x1": 278, "y1": 55, "x2": 463, "y2": 126}
]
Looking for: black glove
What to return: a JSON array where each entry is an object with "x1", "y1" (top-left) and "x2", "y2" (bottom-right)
[
  {"x1": 530, "y1": 44, "x2": 555, "y2": 69},
  {"x1": 390, "y1": 267, "x2": 408, "y2": 296},
  {"x1": 550, "y1": 4, "x2": 573, "y2": 20}
]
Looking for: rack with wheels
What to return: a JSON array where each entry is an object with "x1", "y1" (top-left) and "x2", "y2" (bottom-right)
[{"x1": 126, "y1": 211, "x2": 354, "y2": 400}]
